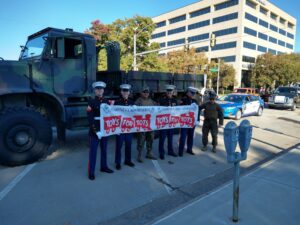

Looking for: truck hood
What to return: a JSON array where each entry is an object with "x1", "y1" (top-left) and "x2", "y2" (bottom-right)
[{"x1": 0, "y1": 60, "x2": 31, "y2": 93}]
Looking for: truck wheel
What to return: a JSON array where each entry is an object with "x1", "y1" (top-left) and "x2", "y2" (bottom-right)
[
  {"x1": 235, "y1": 110, "x2": 242, "y2": 120},
  {"x1": 0, "y1": 107, "x2": 52, "y2": 166}
]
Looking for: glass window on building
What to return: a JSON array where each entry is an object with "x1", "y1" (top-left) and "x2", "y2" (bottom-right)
[
  {"x1": 188, "y1": 19, "x2": 210, "y2": 30},
  {"x1": 260, "y1": 7, "x2": 268, "y2": 15},
  {"x1": 280, "y1": 18, "x2": 286, "y2": 25},
  {"x1": 246, "y1": 0, "x2": 257, "y2": 9},
  {"x1": 195, "y1": 46, "x2": 209, "y2": 52},
  {"x1": 270, "y1": 13, "x2": 277, "y2": 20},
  {"x1": 268, "y1": 48, "x2": 277, "y2": 54},
  {"x1": 286, "y1": 43, "x2": 294, "y2": 49},
  {"x1": 257, "y1": 45, "x2": 267, "y2": 52},
  {"x1": 278, "y1": 40, "x2": 285, "y2": 47},
  {"x1": 259, "y1": 19, "x2": 268, "y2": 28},
  {"x1": 156, "y1": 21, "x2": 166, "y2": 28},
  {"x1": 151, "y1": 31, "x2": 166, "y2": 39},
  {"x1": 221, "y1": 55, "x2": 236, "y2": 62},
  {"x1": 258, "y1": 32, "x2": 268, "y2": 41},
  {"x1": 242, "y1": 55, "x2": 256, "y2": 63},
  {"x1": 243, "y1": 41, "x2": 256, "y2": 50},
  {"x1": 288, "y1": 22, "x2": 294, "y2": 29},
  {"x1": 214, "y1": 27, "x2": 238, "y2": 37},
  {"x1": 188, "y1": 33, "x2": 209, "y2": 43},
  {"x1": 269, "y1": 36, "x2": 277, "y2": 44},
  {"x1": 245, "y1": 12, "x2": 258, "y2": 23},
  {"x1": 213, "y1": 12, "x2": 238, "y2": 24},
  {"x1": 270, "y1": 24, "x2": 278, "y2": 32},
  {"x1": 167, "y1": 38, "x2": 185, "y2": 46},
  {"x1": 190, "y1": 7, "x2": 210, "y2": 18},
  {"x1": 215, "y1": 0, "x2": 239, "y2": 11},
  {"x1": 287, "y1": 32, "x2": 294, "y2": 39},
  {"x1": 211, "y1": 41, "x2": 237, "y2": 51},
  {"x1": 244, "y1": 27, "x2": 257, "y2": 37},
  {"x1": 168, "y1": 26, "x2": 186, "y2": 35},
  {"x1": 169, "y1": 15, "x2": 186, "y2": 24},
  {"x1": 279, "y1": 29, "x2": 286, "y2": 36},
  {"x1": 160, "y1": 42, "x2": 166, "y2": 48}
]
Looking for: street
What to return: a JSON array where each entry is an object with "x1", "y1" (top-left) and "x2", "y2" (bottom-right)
[{"x1": 0, "y1": 107, "x2": 300, "y2": 225}]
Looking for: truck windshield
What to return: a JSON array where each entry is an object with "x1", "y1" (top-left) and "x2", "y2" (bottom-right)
[
  {"x1": 20, "y1": 33, "x2": 48, "y2": 59},
  {"x1": 275, "y1": 87, "x2": 296, "y2": 94}
]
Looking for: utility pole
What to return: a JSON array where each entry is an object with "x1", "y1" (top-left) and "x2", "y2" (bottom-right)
[{"x1": 217, "y1": 58, "x2": 220, "y2": 96}]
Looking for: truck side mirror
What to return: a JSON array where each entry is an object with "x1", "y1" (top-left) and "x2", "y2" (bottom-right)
[{"x1": 224, "y1": 121, "x2": 239, "y2": 163}]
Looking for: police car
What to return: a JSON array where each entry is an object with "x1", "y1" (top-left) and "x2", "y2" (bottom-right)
[{"x1": 217, "y1": 94, "x2": 264, "y2": 120}]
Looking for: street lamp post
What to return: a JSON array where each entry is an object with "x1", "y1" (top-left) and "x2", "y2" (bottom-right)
[{"x1": 217, "y1": 58, "x2": 221, "y2": 96}]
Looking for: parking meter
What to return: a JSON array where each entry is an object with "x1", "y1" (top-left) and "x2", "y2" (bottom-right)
[
  {"x1": 238, "y1": 120, "x2": 253, "y2": 160},
  {"x1": 224, "y1": 121, "x2": 239, "y2": 163}
]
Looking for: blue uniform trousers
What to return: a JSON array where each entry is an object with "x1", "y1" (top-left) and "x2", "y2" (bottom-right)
[
  {"x1": 178, "y1": 127, "x2": 195, "y2": 155},
  {"x1": 88, "y1": 135, "x2": 108, "y2": 176},
  {"x1": 115, "y1": 133, "x2": 133, "y2": 165},
  {"x1": 159, "y1": 129, "x2": 175, "y2": 157}
]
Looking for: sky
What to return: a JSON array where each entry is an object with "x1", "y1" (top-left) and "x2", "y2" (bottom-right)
[{"x1": 0, "y1": 0, "x2": 299, "y2": 60}]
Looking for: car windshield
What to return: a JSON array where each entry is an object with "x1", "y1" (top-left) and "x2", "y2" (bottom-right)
[
  {"x1": 220, "y1": 95, "x2": 244, "y2": 103},
  {"x1": 20, "y1": 33, "x2": 48, "y2": 59},
  {"x1": 275, "y1": 87, "x2": 297, "y2": 94}
]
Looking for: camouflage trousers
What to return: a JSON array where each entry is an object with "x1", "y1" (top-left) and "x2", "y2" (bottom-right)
[
  {"x1": 202, "y1": 119, "x2": 218, "y2": 147},
  {"x1": 137, "y1": 131, "x2": 154, "y2": 154}
]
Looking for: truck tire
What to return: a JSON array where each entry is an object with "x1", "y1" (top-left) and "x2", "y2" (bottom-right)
[{"x1": 0, "y1": 107, "x2": 52, "y2": 166}]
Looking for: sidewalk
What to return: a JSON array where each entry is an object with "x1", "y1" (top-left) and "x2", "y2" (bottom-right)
[{"x1": 152, "y1": 146, "x2": 300, "y2": 225}]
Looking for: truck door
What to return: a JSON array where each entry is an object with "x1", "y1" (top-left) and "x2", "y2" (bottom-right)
[{"x1": 52, "y1": 37, "x2": 87, "y2": 95}]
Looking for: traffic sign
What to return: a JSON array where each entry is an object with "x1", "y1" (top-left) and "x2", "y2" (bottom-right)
[{"x1": 210, "y1": 68, "x2": 218, "y2": 72}]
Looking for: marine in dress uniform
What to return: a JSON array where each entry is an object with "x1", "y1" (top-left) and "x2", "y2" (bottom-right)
[
  {"x1": 178, "y1": 87, "x2": 200, "y2": 156},
  {"x1": 87, "y1": 81, "x2": 114, "y2": 181},
  {"x1": 115, "y1": 84, "x2": 135, "y2": 170},
  {"x1": 199, "y1": 92, "x2": 224, "y2": 153},
  {"x1": 158, "y1": 85, "x2": 178, "y2": 160}
]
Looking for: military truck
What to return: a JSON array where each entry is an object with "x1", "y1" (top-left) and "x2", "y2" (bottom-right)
[{"x1": 0, "y1": 27, "x2": 206, "y2": 166}]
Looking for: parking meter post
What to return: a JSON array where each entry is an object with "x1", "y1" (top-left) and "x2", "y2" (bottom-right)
[{"x1": 232, "y1": 160, "x2": 240, "y2": 222}]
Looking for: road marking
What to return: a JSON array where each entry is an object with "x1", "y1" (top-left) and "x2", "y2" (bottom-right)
[
  {"x1": 0, "y1": 163, "x2": 36, "y2": 201},
  {"x1": 152, "y1": 160, "x2": 172, "y2": 195},
  {"x1": 152, "y1": 146, "x2": 300, "y2": 224}
]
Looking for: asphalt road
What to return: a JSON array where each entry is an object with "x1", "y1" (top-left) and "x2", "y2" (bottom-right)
[{"x1": 0, "y1": 107, "x2": 299, "y2": 225}]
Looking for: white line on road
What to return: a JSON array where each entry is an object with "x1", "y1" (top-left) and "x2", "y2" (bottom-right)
[
  {"x1": 0, "y1": 163, "x2": 36, "y2": 201},
  {"x1": 152, "y1": 160, "x2": 172, "y2": 195}
]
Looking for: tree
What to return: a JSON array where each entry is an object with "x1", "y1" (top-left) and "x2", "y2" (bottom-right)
[
  {"x1": 163, "y1": 48, "x2": 208, "y2": 74},
  {"x1": 219, "y1": 63, "x2": 236, "y2": 90}
]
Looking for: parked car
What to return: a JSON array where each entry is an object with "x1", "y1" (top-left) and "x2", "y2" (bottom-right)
[
  {"x1": 233, "y1": 88, "x2": 259, "y2": 96},
  {"x1": 217, "y1": 94, "x2": 264, "y2": 120},
  {"x1": 268, "y1": 87, "x2": 300, "y2": 111}
]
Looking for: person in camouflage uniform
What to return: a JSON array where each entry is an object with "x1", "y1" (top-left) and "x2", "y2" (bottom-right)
[
  {"x1": 134, "y1": 86, "x2": 157, "y2": 162},
  {"x1": 199, "y1": 92, "x2": 224, "y2": 153}
]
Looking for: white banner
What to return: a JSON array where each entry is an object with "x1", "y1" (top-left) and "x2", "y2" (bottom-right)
[{"x1": 96, "y1": 103, "x2": 199, "y2": 138}]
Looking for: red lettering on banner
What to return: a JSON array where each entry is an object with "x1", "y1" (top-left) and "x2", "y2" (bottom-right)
[
  {"x1": 169, "y1": 115, "x2": 180, "y2": 128},
  {"x1": 155, "y1": 114, "x2": 170, "y2": 129},
  {"x1": 133, "y1": 114, "x2": 151, "y2": 131},
  {"x1": 121, "y1": 117, "x2": 135, "y2": 132},
  {"x1": 104, "y1": 116, "x2": 122, "y2": 133},
  {"x1": 180, "y1": 112, "x2": 195, "y2": 127}
]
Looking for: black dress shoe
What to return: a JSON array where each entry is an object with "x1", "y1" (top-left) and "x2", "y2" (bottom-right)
[
  {"x1": 159, "y1": 155, "x2": 165, "y2": 160},
  {"x1": 89, "y1": 175, "x2": 95, "y2": 180},
  {"x1": 101, "y1": 168, "x2": 114, "y2": 173},
  {"x1": 125, "y1": 161, "x2": 135, "y2": 167},
  {"x1": 187, "y1": 151, "x2": 195, "y2": 155},
  {"x1": 116, "y1": 164, "x2": 121, "y2": 170},
  {"x1": 186, "y1": 151, "x2": 195, "y2": 155},
  {"x1": 168, "y1": 152, "x2": 178, "y2": 157}
]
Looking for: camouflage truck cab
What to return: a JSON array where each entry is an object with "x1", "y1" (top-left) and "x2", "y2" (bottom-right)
[{"x1": 0, "y1": 28, "x2": 98, "y2": 166}]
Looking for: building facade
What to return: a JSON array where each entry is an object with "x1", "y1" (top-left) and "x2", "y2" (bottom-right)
[{"x1": 150, "y1": 0, "x2": 297, "y2": 87}]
